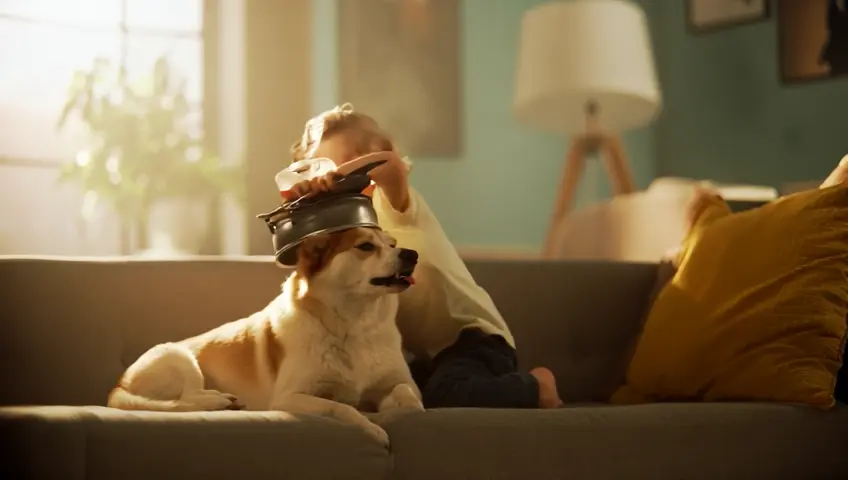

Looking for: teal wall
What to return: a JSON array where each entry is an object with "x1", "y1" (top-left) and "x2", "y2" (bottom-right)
[
  {"x1": 651, "y1": 1, "x2": 848, "y2": 186},
  {"x1": 311, "y1": 0, "x2": 657, "y2": 250},
  {"x1": 312, "y1": 0, "x2": 848, "y2": 250}
]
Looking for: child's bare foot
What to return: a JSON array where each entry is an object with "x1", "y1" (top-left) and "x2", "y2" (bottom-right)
[{"x1": 530, "y1": 366, "x2": 563, "y2": 409}]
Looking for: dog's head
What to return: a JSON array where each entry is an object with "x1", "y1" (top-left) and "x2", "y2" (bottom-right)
[{"x1": 295, "y1": 227, "x2": 418, "y2": 296}]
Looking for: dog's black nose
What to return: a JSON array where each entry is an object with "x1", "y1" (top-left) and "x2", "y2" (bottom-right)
[{"x1": 398, "y1": 248, "x2": 418, "y2": 263}]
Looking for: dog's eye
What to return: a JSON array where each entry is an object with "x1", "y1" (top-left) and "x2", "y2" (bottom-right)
[{"x1": 356, "y1": 242, "x2": 376, "y2": 252}]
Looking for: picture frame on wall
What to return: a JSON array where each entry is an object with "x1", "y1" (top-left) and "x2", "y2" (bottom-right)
[
  {"x1": 687, "y1": 0, "x2": 770, "y2": 33},
  {"x1": 337, "y1": 0, "x2": 462, "y2": 158},
  {"x1": 778, "y1": 0, "x2": 848, "y2": 84}
]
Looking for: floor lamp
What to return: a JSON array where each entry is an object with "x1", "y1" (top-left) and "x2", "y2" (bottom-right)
[{"x1": 514, "y1": 0, "x2": 663, "y2": 257}]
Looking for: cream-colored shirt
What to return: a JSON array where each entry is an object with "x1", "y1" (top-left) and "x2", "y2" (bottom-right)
[{"x1": 372, "y1": 187, "x2": 515, "y2": 359}]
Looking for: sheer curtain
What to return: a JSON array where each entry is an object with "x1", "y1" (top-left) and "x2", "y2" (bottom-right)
[{"x1": 0, "y1": 0, "x2": 203, "y2": 255}]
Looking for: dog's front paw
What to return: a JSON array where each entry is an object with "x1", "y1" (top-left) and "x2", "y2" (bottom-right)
[
  {"x1": 362, "y1": 421, "x2": 390, "y2": 448},
  {"x1": 400, "y1": 399, "x2": 425, "y2": 413},
  {"x1": 371, "y1": 384, "x2": 425, "y2": 425},
  {"x1": 368, "y1": 405, "x2": 424, "y2": 425},
  {"x1": 378, "y1": 384, "x2": 424, "y2": 412},
  {"x1": 184, "y1": 390, "x2": 244, "y2": 411}
]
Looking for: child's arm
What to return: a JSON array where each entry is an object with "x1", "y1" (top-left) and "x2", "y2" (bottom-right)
[
  {"x1": 374, "y1": 182, "x2": 512, "y2": 335},
  {"x1": 356, "y1": 151, "x2": 412, "y2": 214}
]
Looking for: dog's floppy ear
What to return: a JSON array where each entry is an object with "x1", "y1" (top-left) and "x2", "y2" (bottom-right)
[{"x1": 296, "y1": 236, "x2": 332, "y2": 278}]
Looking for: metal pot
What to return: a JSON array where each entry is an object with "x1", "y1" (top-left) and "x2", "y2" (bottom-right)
[{"x1": 257, "y1": 160, "x2": 385, "y2": 266}]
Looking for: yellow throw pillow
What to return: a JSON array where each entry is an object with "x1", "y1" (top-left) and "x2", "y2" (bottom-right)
[{"x1": 612, "y1": 185, "x2": 848, "y2": 409}]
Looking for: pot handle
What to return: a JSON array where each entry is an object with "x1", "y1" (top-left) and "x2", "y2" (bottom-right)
[
  {"x1": 255, "y1": 159, "x2": 387, "y2": 231},
  {"x1": 285, "y1": 159, "x2": 387, "y2": 208}
]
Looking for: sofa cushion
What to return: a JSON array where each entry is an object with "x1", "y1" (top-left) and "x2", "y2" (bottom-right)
[
  {"x1": 0, "y1": 406, "x2": 391, "y2": 480},
  {"x1": 616, "y1": 186, "x2": 848, "y2": 408},
  {"x1": 381, "y1": 403, "x2": 848, "y2": 480},
  {"x1": 0, "y1": 257, "x2": 658, "y2": 407}
]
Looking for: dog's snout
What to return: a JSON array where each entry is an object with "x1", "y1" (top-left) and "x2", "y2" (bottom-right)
[{"x1": 398, "y1": 248, "x2": 418, "y2": 263}]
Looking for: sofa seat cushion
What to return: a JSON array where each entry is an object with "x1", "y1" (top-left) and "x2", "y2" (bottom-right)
[
  {"x1": 382, "y1": 403, "x2": 848, "y2": 480},
  {"x1": 0, "y1": 406, "x2": 391, "y2": 480}
]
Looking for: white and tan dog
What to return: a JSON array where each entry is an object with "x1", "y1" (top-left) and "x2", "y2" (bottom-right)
[{"x1": 108, "y1": 227, "x2": 424, "y2": 445}]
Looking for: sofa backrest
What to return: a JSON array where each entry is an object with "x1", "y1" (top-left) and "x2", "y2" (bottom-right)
[{"x1": 0, "y1": 256, "x2": 657, "y2": 406}]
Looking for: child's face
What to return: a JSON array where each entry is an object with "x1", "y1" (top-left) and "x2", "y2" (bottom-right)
[{"x1": 311, "y1": 126, "x2": 393, "y2": 167}]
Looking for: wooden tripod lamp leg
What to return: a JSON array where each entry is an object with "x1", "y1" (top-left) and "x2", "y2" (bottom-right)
[
  {"x1": 599, "y1": 136, "x2": 636, "y2": 196},
  {"x1": 542, "y1": 134, "x2": 637, "y2": 258},
  {"x1": 543, "y1": 139, "x2": 586, "y2": 258}
]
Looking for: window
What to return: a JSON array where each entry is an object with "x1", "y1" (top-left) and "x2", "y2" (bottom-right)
[{"x1": 0, "y1": 0, "x2": 204, "y2": 255}]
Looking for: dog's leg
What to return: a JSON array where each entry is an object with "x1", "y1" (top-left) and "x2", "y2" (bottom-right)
[
  {"x1": 108, "y1": 343, "x2": 243, "y2": 412},
  {"x1": 270, "y1": 393, "x2": 389, "y2": 447},
  {"x1": 377, "y1": 383, "x2": 424, "y2": 413},
  {"x1": 363, "y1": 372, "x2": 425, "y2": 425}
]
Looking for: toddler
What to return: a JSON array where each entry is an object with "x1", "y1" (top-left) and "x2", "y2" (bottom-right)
[{"x1": 285, "y1": 104, "x2": 563, "y2": 409}]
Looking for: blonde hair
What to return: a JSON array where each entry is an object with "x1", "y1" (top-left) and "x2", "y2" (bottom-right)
[{"x1": 291, "y1": 103, "x2": 393, "y2": 161}]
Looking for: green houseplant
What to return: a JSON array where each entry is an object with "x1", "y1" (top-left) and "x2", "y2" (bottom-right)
[{"x1": 57, "y1": 56, "x2": 244, "y2": 254}]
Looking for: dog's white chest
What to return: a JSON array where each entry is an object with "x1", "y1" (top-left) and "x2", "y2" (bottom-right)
[
  {"x1": 278, "y1": 316, "x2": 403, "y2": 410},
  {"x1": 311, "y1": 335, "x2": 381, "y2": 405}
]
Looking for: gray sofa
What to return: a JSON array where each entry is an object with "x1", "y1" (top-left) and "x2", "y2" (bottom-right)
[{"x1": 1, "y1": 256, "x2": 846, "y2": 480}]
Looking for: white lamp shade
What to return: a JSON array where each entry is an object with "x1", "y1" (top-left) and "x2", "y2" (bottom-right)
[{"x1": 514, "y1": 0, "x2": 662, "y2": 134}]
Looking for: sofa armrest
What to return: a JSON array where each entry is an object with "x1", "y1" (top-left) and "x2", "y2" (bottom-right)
[{"x1": 0, "y1": 407, "x2": 89, "y2": 480}]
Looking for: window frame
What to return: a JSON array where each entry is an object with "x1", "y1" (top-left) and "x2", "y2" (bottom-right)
[
  {"x1": 0, "y1": 0, "x2": 220, "y2": 254},
  {"x1": 0, "y1": 0, "x2": 208, "y2": 168}
]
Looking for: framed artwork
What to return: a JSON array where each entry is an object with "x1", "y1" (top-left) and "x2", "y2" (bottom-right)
[
  {"x1": 687, "y1": 0, "x2": 770, "y2": 33},
  {"x1": 337, "y1": 0, "x2": 462, "y2": 157},
  {"x1": 778, "y1": 0, "x2": 848, "y2": 84}
]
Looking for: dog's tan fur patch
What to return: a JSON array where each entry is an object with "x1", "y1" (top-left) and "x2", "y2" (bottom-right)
[
  {"x1": 263, "y1": 320, "x2": 285, "y2": 379},
  {"x1": 296, "y1": 229, "x2": 364, "y2": 278},
  {"x1": 183, "y1": 313, "x2": 276, "y2": 394}
]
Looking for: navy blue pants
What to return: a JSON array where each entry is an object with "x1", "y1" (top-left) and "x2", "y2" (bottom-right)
[{"x1": 409, "y1": 328, "x2": 539, "y2": 409}]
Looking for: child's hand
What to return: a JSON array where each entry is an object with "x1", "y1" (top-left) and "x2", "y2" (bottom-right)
[{"x1": 286, "y1": 172, "x2": 343, "y2": 201}]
